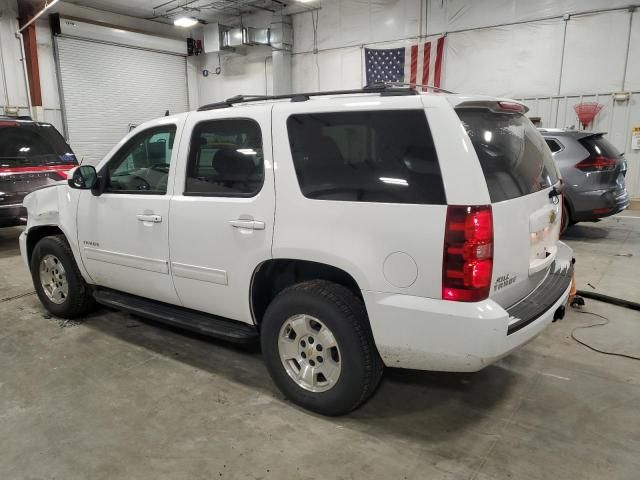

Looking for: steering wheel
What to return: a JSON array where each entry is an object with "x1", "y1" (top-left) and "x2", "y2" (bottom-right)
[
  {"x1": 149, "y1": 164, "x2": 170, "y2": 174},
  {"x1": 131, "y1": 175, "x2": 151, "y2": 191}
]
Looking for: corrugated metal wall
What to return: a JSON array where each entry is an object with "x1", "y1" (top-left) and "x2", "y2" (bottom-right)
[{"x1": 56, "y1": 37, "x2": 188, "y2": 165}]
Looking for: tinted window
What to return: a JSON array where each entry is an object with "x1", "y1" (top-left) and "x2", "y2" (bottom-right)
[
  {"x1": 545, "y1": 139, "x2": 562, "y2": 153},
  {"x1": 106, "y1": 125, "x2": 176, "y2": 194},
  {"x1": 457, "y1": 109, "x2": 559, "y2": 202},
  {"x1": 0, "y1": 122, "x2": 76, "y2": 167},
  {"x1": 286, "y1": 110, "x2": 445, "y2": 204},
  {"x1": 185, "y1": 119, "x2": 264, "y2": 196},
  {"x1": 579, "y1": 135, "x2": 621, "y2": 159}
]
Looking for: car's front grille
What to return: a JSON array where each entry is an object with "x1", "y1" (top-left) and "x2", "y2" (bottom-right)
[{"x1": 506, "y1": 258, "x2": 573, "y2": 335}]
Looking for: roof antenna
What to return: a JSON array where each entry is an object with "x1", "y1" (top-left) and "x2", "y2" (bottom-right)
[{"x1": 165, "y1": 110, "x2": 170, "y2": 116}]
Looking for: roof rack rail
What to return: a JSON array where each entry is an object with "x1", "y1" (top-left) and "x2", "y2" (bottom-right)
[
  {"x1": 383, "y1": 82, "x2": 456, "y2": 94},
  {"x1": 197, "y1": 83, "x2": 423, "y2": 112}
]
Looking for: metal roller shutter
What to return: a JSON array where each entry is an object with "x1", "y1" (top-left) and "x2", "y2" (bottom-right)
[{"x1": 56, "y1": 37, "x2": 188, "y2": 165}]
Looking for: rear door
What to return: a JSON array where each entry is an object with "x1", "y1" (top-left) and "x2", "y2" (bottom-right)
[
  {"x1": 456, "y1": 103, "x2": 562, "y2": 308},
  {"x1": 168, "y1": 106, "x2": 274, "y2": 324}
]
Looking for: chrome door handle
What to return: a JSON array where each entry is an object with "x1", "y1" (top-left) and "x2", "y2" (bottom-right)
[
  {"x1": 137, "y1": 214, "x2": 162, "y2": 223},
  {"x1": 229, "y1": 219, "x2": 265, "y2": 230}
]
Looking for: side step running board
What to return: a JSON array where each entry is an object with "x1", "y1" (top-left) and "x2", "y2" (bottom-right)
[{"x1": 93, "y1": 288, "x2": 259, "y2": 344}]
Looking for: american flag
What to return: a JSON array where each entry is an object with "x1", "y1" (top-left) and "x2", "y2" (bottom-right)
[{"x1": 365, "y1": 37, "x2": 446, "y2": 88}]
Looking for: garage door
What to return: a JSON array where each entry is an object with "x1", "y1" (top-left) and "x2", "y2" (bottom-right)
[{"x1": 56, "y1": 37, "x2": 189, "y2": 165}]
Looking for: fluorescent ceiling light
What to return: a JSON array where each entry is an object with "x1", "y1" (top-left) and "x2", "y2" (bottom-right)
[{"x1": 174, "y1": 17, "x2": 198, "y2": 28}]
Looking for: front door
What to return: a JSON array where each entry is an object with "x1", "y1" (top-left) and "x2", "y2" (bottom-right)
[
  {"x1": 168, "y1": 107, "x2": 274, "y2": 324},
  {"x1": 77, "y1": 122, "x2": 183, "y2": 304}
]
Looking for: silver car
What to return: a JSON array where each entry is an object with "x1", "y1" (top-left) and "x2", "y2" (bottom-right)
[{"x1": 539, "y1": 128, "x2": 629, "y2": 233}]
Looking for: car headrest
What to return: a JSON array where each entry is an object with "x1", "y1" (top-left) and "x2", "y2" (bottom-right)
[
  {"x1": 147, "y1": 141, "x2": 166, "y2": 163},
  {"x1": 213, "y1": 148, "x2": 255, "y2": 179},
  {"x1": 306, "y1": 135, "x2": 344, "y2": 167}
]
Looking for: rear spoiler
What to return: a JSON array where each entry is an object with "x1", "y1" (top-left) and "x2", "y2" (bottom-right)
[{"x1": 454, "y1": 100, "x2": 529, "y2": 114}]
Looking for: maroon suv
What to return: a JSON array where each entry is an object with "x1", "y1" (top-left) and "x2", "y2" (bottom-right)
[{"x1": 0, "y1": 117, "x2": 77, "y2": 227}]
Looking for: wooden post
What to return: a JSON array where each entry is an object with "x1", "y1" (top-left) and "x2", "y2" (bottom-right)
[{"x1": 18, "y1": 2, "x2": 43, "y2": 109}]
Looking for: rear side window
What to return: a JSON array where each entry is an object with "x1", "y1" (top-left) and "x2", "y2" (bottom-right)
[
  {"x1": 457, "y1": 109, "x2": 559, "y2": 202},
  {"x1": 578, "y1": 135, "x2": 621, "y2": 159},
  {"x1": 545, "y1": 139, "x2": 562, "y2": 153},
  {"x1": 286, "y1": 110, "x2": 445, "y2": 204},
  {"x1": 185, "y1": 119, "x2": 264, "y2": 197},
  {"x1": 0, "y1": 123, "x2": 76, "y2": 167}
]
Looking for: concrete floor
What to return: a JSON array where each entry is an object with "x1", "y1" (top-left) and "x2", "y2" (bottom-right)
[{"x1": 1, "y1": 214, "x2": 639, "y2": 480}]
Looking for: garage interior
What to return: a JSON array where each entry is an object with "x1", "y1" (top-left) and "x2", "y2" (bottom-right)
[{"x1": 1, "y1": 0, "x2": 640, "y2": 479}]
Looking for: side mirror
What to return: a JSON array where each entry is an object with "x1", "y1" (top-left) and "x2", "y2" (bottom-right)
[{"x1": 68, "y1": 165, "x2": 98, "y2": 190}]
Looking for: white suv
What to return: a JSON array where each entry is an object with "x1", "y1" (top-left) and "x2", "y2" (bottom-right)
[{"x1": 20, "y1": 86, "x2": 573, "y2": 415}]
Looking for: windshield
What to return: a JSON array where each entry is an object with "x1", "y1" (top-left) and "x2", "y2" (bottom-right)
[
  {"x1": 457, "y1": 109, "x2": 559, "y2": 202},
  {"x1": 0, "y1": 123, "x2": 77, "y2": 168}
]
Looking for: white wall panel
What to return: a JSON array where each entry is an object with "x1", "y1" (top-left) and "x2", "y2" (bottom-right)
[
  {"x1": 624, "y1": 95, "x2": 640, "y2": 197},
  {"x1": 444, "y1": 20, "x2": 563, "y2": 97},
  {"x1": 292, "y1": 47, "x2": 362, "y2": 93},
  {"x1": 292, "y1": 53, "x2": 316, "y2": 92},
  {"x1": 292, "y1": 0, "x2": 421, "y2": 54},
  {"x1": 426, "y1": 0, "x2": 638, "y2": 34},
  {"x1": 560, "y1": 11, "x2": 630, "y2": 95},
  {"x1": 624, "y1": 11, "x2": 640, "y2": 91},
  {"x1": 198, "y1": 51, "x2": 272, "y2": 106},
  {"x1": 0, "y1": 0, "x2": 29, "y2": 112}
]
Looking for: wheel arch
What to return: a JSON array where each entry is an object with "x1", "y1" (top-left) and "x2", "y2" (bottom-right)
[
  {"x1": 250, "y1": 258, "x2": 364, "y2": 326},
  {"x1": 26, "y1": 225, "x2": 65, "y2": 264}
]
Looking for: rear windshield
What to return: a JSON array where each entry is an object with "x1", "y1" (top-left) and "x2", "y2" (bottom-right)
[
  {"x1": 0, "y1": 122, "x2": 76, "y2": 168},
  {"x1": 579, "y1": 135, "x2": 621, "y2": 159},
  {"x1": 287, "y1": 110, "x2": 446, "y2": 205},
  {"x1": 457, "y1": 109, "x2": 559, "y2": 202}
]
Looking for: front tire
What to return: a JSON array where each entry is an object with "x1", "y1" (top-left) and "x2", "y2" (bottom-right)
[
  {"x1": 261, "y1": 280, "x2": 383, "y2": 416},
  {"x1": 30, "y1": 235, "x2": 94, "y2": 319}
]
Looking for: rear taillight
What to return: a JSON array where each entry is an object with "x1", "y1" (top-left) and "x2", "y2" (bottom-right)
[
  {"x1": 576, "y1": 155, "x2": 616, "y2": 172},
  {"x1": 497, "y1": 101, "x2": 525, "y2": 113},
  {"x1": 442, "y1": 205, "x2": 493, "y2": 302}
]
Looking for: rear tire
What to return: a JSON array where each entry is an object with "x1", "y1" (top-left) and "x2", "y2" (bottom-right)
[
  {"x1": 561, "y1": 203, "x2": 571, "y2": 235},
  {"x1": 30, "y1": 235, "x2": 95, "y2": 319},
  {"x1": 261, "y1": 280, "x2": 383, "y2": 416}
]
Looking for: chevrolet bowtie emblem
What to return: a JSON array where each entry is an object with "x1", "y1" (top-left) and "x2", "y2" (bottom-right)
[{"x1": 549, "y1": 210, "x2": 557, "y2": 224}]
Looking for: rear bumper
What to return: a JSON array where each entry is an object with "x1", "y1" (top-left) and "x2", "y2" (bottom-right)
[
  {"x1": 0, "y1": 203, "x2": 27, "y2": 226},
  {"x1": 569, "y1": 187, "x2": 629, "y2": 222},
  {"x1": 364, "y1": 242, "x2": 573, "y2": 372}
]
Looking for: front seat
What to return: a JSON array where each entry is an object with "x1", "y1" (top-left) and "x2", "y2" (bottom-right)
[{"x1": 212, "y1": 148, "x2": 256, "y2": 193}]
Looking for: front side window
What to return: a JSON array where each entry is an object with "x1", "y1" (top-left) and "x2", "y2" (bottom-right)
[
  {"x1": 286, "y1": 110, "x2": 446, "y2": 204},
  {"x1": 106, "y1": 125, "x2": 176, "y2": 194},
  {"x1": 185, "y1": 119, "x2": 264, "y2": 196}
]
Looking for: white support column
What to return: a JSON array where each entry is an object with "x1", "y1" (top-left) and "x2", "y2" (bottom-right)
[{"x1": 271, "y1": 50, "x2": 291, "y2": 95}]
